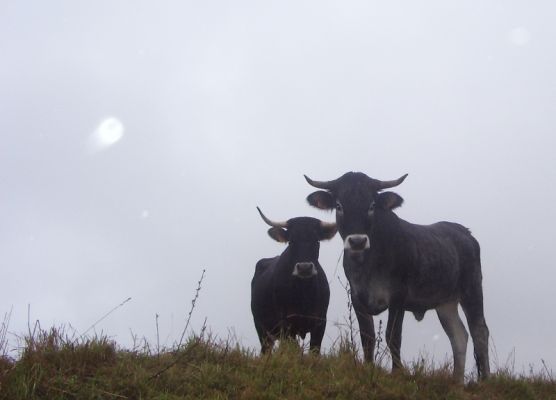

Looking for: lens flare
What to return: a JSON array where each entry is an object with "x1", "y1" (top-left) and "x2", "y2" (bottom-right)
[{"x1": 90, "y1": 117, "x2": 125, "y2": 152}]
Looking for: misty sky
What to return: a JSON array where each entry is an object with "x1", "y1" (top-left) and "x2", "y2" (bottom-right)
[{"x1": 1, "y1": 1, "x2": 555, "y2": 374}]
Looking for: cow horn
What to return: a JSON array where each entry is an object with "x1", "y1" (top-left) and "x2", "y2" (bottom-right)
[
  {"x1": 304, "y1": 174, "x2": 337, "y2": 190},
  {"x1": 256, "y1": 207, "x2": 288, "y2": 228},
  {"x1": 374, "y1": 174, "x2": 408, "y2": 190}
]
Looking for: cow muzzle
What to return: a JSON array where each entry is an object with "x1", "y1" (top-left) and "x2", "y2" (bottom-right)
[
  {"x1": 344, "y1": 234, "x2": 370, "y2": 263},
  {"x1": 293, "y1": 262, "x2": 318, "y2": 279}
]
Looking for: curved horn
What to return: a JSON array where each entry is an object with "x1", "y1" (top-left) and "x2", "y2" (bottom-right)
[
  {"x1": 374, "y1": 173, "x2": 408, "y2": 190},
  {"x1": 256, "y1": 207, "x2": 288, "y2": 228},
  {"x1": 304, "y1": 174, "x2": 337, "y2": 190}
]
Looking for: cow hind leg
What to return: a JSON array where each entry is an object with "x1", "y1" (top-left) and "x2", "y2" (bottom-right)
[
  {"x1": 460, "y1": 292, "x2": 490, "y2": 380},
  {"x1": 436, "y1": 302, "x2": 468, "y2": 383}
]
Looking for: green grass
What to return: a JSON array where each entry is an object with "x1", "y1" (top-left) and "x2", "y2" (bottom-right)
[{"x1": 1, "y1": 327, "x2": 554, "y2": 400}]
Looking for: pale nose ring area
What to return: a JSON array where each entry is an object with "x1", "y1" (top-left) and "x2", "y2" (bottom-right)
[
  {"x1": 344, "y1": 234, "x2": 370, "y2": 250},
  {"x1": 293, "y1": 262, "x2": 317, "y2": 278}
]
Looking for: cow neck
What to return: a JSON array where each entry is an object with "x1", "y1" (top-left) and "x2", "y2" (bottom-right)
[
  {"x1": 369, "y1": 211, "x2": 401, "y2": 249},
  {"x1": 274, "y1": 245, "x2": 296, "y2": 280}
]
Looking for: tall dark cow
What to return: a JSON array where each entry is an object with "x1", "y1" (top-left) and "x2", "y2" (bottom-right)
[
  {"x1": 251, "y1": 207, "x2": 337, "y2": 354},
  {"x1": 305, "y1": 172, "x2": 490, "y2": 382}
]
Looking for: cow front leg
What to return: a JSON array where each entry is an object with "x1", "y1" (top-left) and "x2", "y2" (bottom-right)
[
  {"x1": 386, "y1": 307, "x2": 405, "y2": 371},
  {"x1": 353, "y1": 299, "x2": 375, "y2": 362},
  {"x1": 259, "y1": 331, "x2": 276, "y2": 354},
  {"x1": 261, "y1": 337, "x2": 274, "y2": 354},
  {"x1": 309, "y1": 321, "x2": 326, "y2": 355}
]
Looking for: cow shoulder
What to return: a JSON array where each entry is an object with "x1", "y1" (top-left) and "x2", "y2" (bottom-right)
[{"x1": 254, "y1": 256, "x2": 278, "y2": 277}]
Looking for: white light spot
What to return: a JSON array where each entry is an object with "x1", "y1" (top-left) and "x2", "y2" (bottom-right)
[
  {"x1": 89, "y1": 117, "x2": 125, "y2": 152},
  {"x1": 432, "y1": 334, "x2": 440, "y2": 341},
  {"x1": 97, "y1": 118, "x2": 124, "y2": 146},
  {"x1": 509, "y1": 27, "x2": 531, "y2": 47},
  {"x1": 141, "y1": 210, "x2": 150, "y2": 219}
]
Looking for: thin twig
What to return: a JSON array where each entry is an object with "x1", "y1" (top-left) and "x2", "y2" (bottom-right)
[
  {"x1": 27, "y1": 304, "x2": 32, "y2": 347},
  {"x1": 80, "y1": 297, "x2": 132, "y2": 339},
  {"x1": 129, "y1": 329, "x2": 138, "y2": 352},
  {"x1": 375, "y1": 319, "x2": 385, "y2": 365},
  {"x1": 97, "y1": 390, "x2": 129, "y2": 399},
  {"x1": 149, "y1": 317, "x2": 208, "y2": 380},
  {"x1": 334, "y1": 249, "x2": 343, "y2": 277},
  {"x1": 149, "y1": 269, "x2": 207, "y2": 379},
  {"x1": 176, "y1": 269, "x2": 206, "y2": 349},
  {"x1": 541, "y1": 359, "x2": 554, "y2": 382},
  {"x1": 156, "y1": 313, "x2": 160, "y2": 358},
  {"x1": 0, "y1": 308, "x2": 12, "y2": 358},
  {"x1": 337, "y1": 276, "x2": 356, "y2": 357},
  {"x1": 45, "y1": 384, "x2": 77, "y2": 397}
]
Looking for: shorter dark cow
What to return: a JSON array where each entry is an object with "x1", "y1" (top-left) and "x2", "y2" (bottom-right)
[{"x1": 251, "y1": 207, "x2": 336, "y2": 354}]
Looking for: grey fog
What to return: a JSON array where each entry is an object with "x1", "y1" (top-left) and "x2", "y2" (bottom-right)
[{"x1": 1, "y1": 1, "x2": 555, "y2": 375}]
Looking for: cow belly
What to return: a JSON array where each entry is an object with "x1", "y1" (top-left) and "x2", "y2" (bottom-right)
[
  {"x1": 405, "y1": 266, "x2": 460, "y2": 309},
  {"x1": 285, "y1": 311, "x2": 323, "y2": 335},
  {"x1": 253, "y1": 302, "x2": 324, "y2": 338},
  {"x1": 405, "y1": 285, "x2": 459, "y2": 311},
  {"x1": 406, "y1": 248, "x2": 461, "y2": 308}
]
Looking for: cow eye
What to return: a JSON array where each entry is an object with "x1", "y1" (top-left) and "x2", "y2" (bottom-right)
[{"x1": 335, "y1": 201, "x2": 343, "y2": 213}]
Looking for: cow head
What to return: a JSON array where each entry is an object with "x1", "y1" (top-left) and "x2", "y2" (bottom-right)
[
  {"x1": 257, "y1": 207, "x2": 337, "y2": 279},
  {"x1": 305, "y1": 172, "x2": 407, "y2": 265},
  {"x1": 350, "y1": 191, "x2": 404, "y2": 314}
]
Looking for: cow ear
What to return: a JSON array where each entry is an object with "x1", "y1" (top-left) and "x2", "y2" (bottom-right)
[
  {"x1": 319, "y1": 223, "x2": 338, "y2": 241},
  {"x1": 376, "y1": 192, "x2": 404, "y2": 210},
  {"x1": 268, "y1": 227, "x2": 288, "y2": 243},
  {"x1": 307, "y1": 191, "x2": 335, "y2": 210}
]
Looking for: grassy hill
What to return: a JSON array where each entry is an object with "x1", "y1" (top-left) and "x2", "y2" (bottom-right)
[{"x1": 1, "y1": 327, "x2": 554, "y2": 400}]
